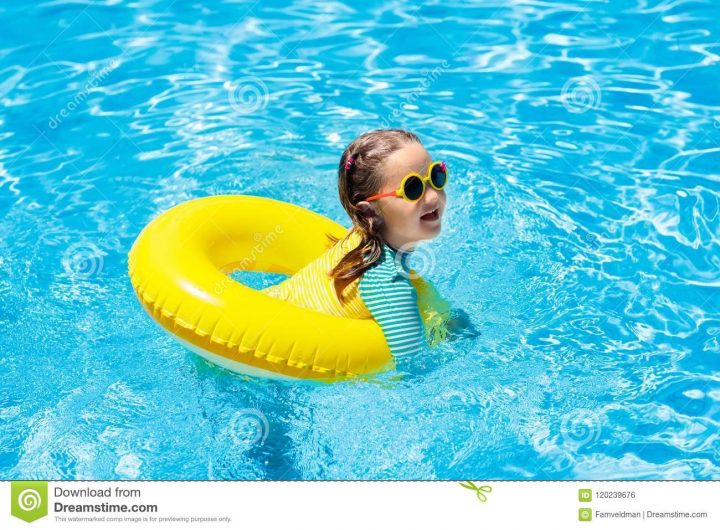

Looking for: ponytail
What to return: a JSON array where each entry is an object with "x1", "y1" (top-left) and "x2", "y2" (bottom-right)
[{"x1": 327, "y1": 225, "x2": 384, "y2": 302}]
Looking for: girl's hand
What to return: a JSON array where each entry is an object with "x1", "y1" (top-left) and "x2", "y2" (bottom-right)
[{"x1": 445, "y1": 308, "x2": 480, "y2": 340}]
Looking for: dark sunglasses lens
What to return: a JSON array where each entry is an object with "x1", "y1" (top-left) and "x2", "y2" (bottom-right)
[
  {"x1": 431, "y1": 164, "x2": 447, "y2": 189},
  {"x1": 404, "y1": 176, "x2": 424, "y2": 201}
]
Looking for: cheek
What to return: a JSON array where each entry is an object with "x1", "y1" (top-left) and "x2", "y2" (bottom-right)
[{"x1": 383, "y1": 201, "x2": 418, "y2": 229}]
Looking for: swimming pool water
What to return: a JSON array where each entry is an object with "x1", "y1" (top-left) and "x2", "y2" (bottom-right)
[{"x1": 1, "y1": 0, "x2": 719, "y2": 480}]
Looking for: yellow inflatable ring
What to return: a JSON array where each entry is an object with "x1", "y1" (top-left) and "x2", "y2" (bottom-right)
[{"x1": 128, "y1": 195, "x2": 394, "y2": 381}]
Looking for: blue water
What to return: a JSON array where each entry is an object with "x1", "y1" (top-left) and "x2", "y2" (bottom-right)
[{"x1": 1, "y1": 0, "x2": 719, "y2": 480}]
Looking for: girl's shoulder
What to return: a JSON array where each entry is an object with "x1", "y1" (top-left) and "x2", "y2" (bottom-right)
[{"x1": 360, "y1": 244, "x2": 407, "y2": 284}]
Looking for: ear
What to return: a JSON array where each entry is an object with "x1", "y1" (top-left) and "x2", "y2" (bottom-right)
[{"x1": 355, "y1": 200, "x2": 379, "y2": 218}]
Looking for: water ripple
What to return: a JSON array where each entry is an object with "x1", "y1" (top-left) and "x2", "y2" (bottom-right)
[{"x1": 0, "y1": 0, "x2": 719, "y2": 480}]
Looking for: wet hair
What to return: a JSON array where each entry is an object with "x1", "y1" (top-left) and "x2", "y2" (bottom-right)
[{"x1": 328, "y1": 128, "x2": 422, "y2": 302}]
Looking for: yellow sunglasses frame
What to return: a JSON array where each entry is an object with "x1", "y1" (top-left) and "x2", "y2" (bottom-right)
[{"x1": 365, "y1": 161, "x2": 448, "y2": 202}]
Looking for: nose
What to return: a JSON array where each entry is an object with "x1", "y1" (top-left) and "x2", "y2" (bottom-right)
[{"x1": 422, "y1": 185, "x2": 442, "y2": 208}]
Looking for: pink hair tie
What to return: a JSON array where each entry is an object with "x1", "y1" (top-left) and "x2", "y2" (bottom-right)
[{"x1": 344, "y1": 156, "x2": 355, "y2": 171}]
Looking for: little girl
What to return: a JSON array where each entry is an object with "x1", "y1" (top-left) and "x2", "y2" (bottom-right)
[{"x1": 263, "y1": 128, "x2": 472, "y2": 358}]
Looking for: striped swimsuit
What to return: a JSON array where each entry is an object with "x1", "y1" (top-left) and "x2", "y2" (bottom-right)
[
  {"x1": 262, "y1": 228, "x2": 448, "y2": 357},
  {"x1": 357, "y1": 242, "x2": 423, "y2": 357}
]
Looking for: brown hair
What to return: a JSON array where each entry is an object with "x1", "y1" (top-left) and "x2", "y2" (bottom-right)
[{"x1": 328, "y1": 128, "x2": 422, "y2": 302}]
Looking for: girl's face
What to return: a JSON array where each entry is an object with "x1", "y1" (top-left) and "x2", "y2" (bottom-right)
[{"x1": 361, "y1": 142, "x2": 446, "y2": 251}]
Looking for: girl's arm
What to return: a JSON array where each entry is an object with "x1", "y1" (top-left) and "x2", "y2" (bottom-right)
[
  {"x1": 410, "y1": 275, "x2": 480, "y2": 344},
  {"x1": 359, "y1": 263, "x2": 425, "y2": 358}
]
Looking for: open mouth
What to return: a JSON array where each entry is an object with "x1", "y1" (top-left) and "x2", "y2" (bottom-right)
[{"x1": 420, "y1": 208, "x2": 440, "y2": 222}]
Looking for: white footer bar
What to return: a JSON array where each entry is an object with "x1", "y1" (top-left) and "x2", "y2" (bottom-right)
[{"x1": 2, "y1": 480, "x2": 717, "y2": 529}]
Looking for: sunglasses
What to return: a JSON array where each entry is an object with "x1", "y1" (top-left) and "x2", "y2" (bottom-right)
[{"x1": 365, "y1": 161, "x2": 448, "y2": 203}]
